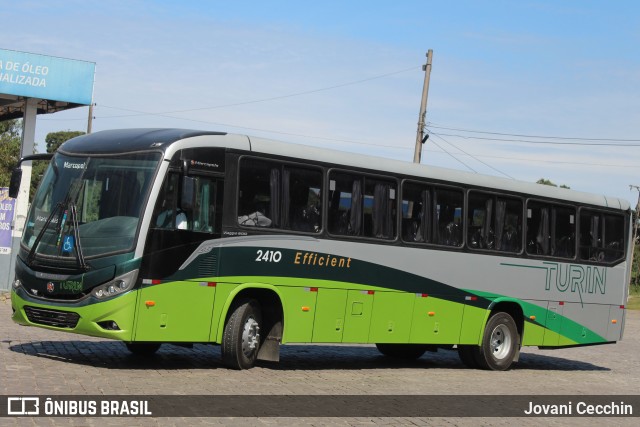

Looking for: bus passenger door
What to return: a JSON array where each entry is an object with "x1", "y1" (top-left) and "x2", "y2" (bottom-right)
[{"x1": 312, "y1": 288, "x2": 347, "y2": 343}]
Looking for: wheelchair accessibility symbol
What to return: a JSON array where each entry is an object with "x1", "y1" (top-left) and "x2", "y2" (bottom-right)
[{"x1": 62, "y1": 235, "x2": 75, "y2": 253}]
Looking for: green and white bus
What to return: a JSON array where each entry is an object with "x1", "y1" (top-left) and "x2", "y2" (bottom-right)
[{"x1": 9, "y1": 128, "x2": 632, "y2": 370}]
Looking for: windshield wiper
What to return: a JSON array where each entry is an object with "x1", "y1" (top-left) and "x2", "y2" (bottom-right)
[
  {"x1": 25, "y1": 202, "x2": 89, "y2": 272},
  {"x1": 68, "y1": 202, "x2": 88, "y2": 271},
  {"x1": 25, "y1": 157, "x2": 91, "y2": 271}
]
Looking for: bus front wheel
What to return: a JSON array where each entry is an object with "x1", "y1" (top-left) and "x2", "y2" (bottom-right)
[
  {"x1": 222, "y1": 299, "x2": 262, "y2": 369},
  {"x1": 476, "y1": 312, "x2": 519, "y2": 371}
]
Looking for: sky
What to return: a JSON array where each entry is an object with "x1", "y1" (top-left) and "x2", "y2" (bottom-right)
[{"x1": 2, "y1": 0, "x2": 640, "y2": 205}]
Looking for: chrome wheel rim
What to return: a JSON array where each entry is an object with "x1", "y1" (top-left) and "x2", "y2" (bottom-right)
[
  {"x1": 241, "y1": 316, "x2": 260, "y2": 358},
  {"x1": 490, "y1": 324, "x2": 511, "y2": 360}
]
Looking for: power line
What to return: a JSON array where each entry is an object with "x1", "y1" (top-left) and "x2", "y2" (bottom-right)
[
  {"x1": 38, "y1": 109, "x2": 640, "y2": 169},
  {"x1": 428, "y1": 138, "x2": 478, "y2": 173},
  {"x1": 98, "y1": 66, "x2": 419, "y2": 118},
  {"x1": 428, "y1": 123, "x2": 640, "y2": 142},
  {"x1": 422, "y1": 149, "x2": 638, "y2": 169},
  {"x1": 430, "y1": 133, "x2": 515, "y2": 179},
  {"x1": 429, "y1": 130, "x2": 640, "y2": 147}
]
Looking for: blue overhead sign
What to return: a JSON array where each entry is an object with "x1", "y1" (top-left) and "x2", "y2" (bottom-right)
[{"x1": 0, "y1": 48, "x2": 95, "y2": 105}]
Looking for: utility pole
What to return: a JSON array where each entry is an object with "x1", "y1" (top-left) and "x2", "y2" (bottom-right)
[
  {"x1": 413, "y1": 49, "x2": 433, "y2": 164},
  {"x1": 87, "y1": 103, "x2": 94, "y2": 134}
]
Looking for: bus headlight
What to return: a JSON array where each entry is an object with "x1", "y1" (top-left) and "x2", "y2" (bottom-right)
[
  {"x1": 92, "y1": 270, "x2": 138, "y2": 299},
  {"x1": 12, "y1": 279, "x2": 22, "y2": 290}
]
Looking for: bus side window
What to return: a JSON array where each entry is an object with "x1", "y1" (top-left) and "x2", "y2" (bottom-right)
[
  {"x1": 188, "y1": 176, "x2": 220, "y2": 233},
  {"x1": 603, "y1": 214, "x2": 624, "y2": 262},
  {"x1": 527, "y1": 202, "x2": 575, "y2": 258},
  {"x1": 328, "y1": 172, "x2": 362, "y2": 236},
  {"x1": 552, "y1": 206, "x2": 575, "y2": 258},
  {"x1": 497, "y1": 197, "x2": 522, "y2": 252},
  {"x1": 467, "y1": 192, "x2": 493, "y2": 249},
  {"x1": 284, "y1": 166, "x2": 322, "y2": 233},
  {"x1": 581, "y1": 211, "x2": 625, "y2": 263},
  {"x1": 238, "y1": 159, "x2": 278, "y2": 228},
  {"x1": 468, "y1": 192, "x2": 521, "y2": 252},
  {"x1": 152, "y1": 173, "x2": 186, "y2": 230},
  {"x1": 526, "y1": 202, "x2": 550, "y2": 255},
  {"x1": 434, "y1": 187, "x2": 463, "y2": 247},
  {"x1": 363, "y1": 179, "x2": 396, "y2": 239},
  {"x1": 579, "y1": 210, "x2": 601, "y2": 261},
  {"x1": 401, "y1": 182, "x2": 430, "y2": 243}
]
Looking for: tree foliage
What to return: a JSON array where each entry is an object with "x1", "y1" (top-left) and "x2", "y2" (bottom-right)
[
  {"x1": 0, "y1": 123, "x2": 86, "y2": 200},
  {"x1": 45, "y1": 130, "x2": 85, "y2": 153},
  {"x1": 633, "y1": 244, "x2": 639, "y2": 278},
  {"x1": 0, "y1": 119, "x2": 21, "y2": 188},
  {"x1": 536, "y1": 178, "x2": 570, "y2": 189},
  {"x1": 30, "y1": 130, "x2": 86, "y2": 195}
]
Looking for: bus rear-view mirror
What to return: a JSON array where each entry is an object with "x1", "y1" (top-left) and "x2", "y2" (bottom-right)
[{"x1": 9, "y1": 168, "x2": 22, "y2": 199}]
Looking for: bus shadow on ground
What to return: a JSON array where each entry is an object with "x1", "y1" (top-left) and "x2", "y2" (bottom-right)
[
  {"x1": 8, "y1": 340, "x2": 222, "y2": 370},
  {"x1": 8, "y1": 340, "x2": 609, "y2": 372},
  {"x1": 271, "y1": 346, "x2": 610, "y2": 372}
]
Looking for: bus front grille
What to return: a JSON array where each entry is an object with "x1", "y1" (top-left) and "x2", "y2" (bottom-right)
[{"x1": 24, "y1": 306, "x2": 80, "y2": 329}]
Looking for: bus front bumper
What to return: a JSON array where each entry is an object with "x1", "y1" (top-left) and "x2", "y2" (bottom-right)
[{"x1": 11, "y1": 287, "x2": 138, "y2": 342}]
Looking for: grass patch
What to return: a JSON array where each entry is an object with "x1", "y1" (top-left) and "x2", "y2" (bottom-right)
[{"x1": 628, "y1": 285, "x2": 640, "y2": 310}]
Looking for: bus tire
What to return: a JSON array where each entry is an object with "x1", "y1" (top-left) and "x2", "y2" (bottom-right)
[
  {"x1": 457, "y1": 345, "x2": 480, "y2": 368},
  {"x1": 375, "y1": 343, "x2": 427, "y2": 359},
  {"x1": 125, "y1": 342, "x2": 161, "y2": 356},
  {"x1": 222, "y1": 299, "x2": 262, "y2": 369},
  {"x1": 476, "y1": 312, "x2": 519, "y2": 371}
]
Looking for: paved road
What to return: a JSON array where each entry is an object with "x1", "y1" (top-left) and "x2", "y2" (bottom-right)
[{"x1": 1, "y1": 291, "x2": 638, "y2": 426}]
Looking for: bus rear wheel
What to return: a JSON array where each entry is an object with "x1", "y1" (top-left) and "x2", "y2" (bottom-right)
[
  {"x1": 457, "y1": 345, "x2": 480, "y2": 368},
  {"x1": 476, "y1": 312, "x2": 519, "y2": 371},
  {"x1": 222, "y1": 299, "x2": 262, "y2": 369},
  {"x1": 375, "y1": 343, "x2": 427, "y2": 359}
]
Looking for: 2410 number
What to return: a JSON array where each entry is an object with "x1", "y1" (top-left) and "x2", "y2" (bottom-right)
[{"x1": 255, "y1": 250, "x2": 282, "y2": 263}]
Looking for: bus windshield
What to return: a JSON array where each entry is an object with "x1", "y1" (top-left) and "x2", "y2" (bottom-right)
[{"x1": 22, "y1": 151, "x2": 161, "y2": 261}]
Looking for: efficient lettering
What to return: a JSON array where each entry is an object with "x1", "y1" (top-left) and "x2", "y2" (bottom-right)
[{"x1": 294, "y1": 251, "x2": 352, "y2": 268}]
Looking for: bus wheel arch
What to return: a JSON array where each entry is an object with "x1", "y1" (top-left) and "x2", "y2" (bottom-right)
[{"x1": 221, "y1": 286, "x2": 283, "y2": 369}]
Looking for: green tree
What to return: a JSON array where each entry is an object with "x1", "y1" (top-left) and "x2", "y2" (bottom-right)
[
  {"x1": 30, "y1": 160, "x2": 49, "y2": 198},
  {"x1": 536, "y1": 178, "x2": 570, "y2": 189},
  {"x1": 45, "y1": 130, "x2": 85, "y2": 153},
  {"x1": 1, "y1": 123, "x2": 87, "y2": 200},
  {"x1": 0, "y1": 119, "x2": 21, "y2": 188},
  {"x1": 29, "y1": 130, "x2": 86, "y2": 196}
]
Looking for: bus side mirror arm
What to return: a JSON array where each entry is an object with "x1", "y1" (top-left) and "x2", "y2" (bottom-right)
[{"x1": 8, "y1": 153, "x2": 54, "y2": 199}]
